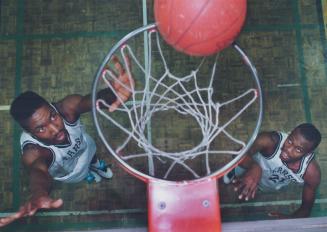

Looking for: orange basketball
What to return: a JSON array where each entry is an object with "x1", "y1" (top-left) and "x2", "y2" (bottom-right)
[{"x1": 154, "y1": 0, "x2": 247, "y2": 56}]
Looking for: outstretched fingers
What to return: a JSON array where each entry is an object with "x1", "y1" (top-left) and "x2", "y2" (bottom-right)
[
  {"x1": 0, "y1": 204, "x2": 32, "y2": 227},
  {"x1": 39, "y1": 198, "x2": 63, "y2": 209},
  {"x1": 0, "y1": 213, "x2": 22, "y2": 227},
  {"x1": 239, "y1": 185, "x2": 257, "y2": 201},
  {"x1": 233, "y1": 177, "x2": 257, "y2": 201},
  {"x1": 112, "y1": 55, "x2": 127, "y2": 75},
  {"x1": 0, "y1": 198, "x2": 63, "y2": 228},
  {"x1": 108, "y1": 55, "x2": 131, "y2": 77},
  {"x1": 108, "y1": 55, "x2": 134, "y2": 112}
]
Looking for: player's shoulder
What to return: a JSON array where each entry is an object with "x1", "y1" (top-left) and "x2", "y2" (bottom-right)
[
  {"x1": 22, "y1": 143, "x2": 53, "y2": 169},
  {"x1": 54, "y1": 94, "x2": 83, "y2": 123},
  {"x1": 256, "y1": 131, "x2": 280, "y2": 146},
  {"x1": 254, "y1": 131, "x2": 281, "y2": 155},
  {"x1": 304, "y1": 159, "x2": 321, "y2": 186}
]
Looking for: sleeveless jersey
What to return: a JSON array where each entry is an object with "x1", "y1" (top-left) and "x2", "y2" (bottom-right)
[
  {"x1": 20, "y1": 118, "x2": 96, "y2": 183},
  {"x1": 253, "y1": 132, "x2": 315, "y2": 192}
]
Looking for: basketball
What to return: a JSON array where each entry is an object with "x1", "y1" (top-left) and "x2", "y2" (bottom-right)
[{"x1": 154, "y1": 0, "x2": 247, "y2": 56}]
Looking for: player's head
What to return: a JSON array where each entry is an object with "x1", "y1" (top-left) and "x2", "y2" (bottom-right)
[
  {"x1": 295, "y1": 123, "x2": 321, "y2": 151},
  {"x1": 10, "y1": 91, "x2": 50, "y2": 128},
  {"x1": 10, "y1": 91, "x2": 68, "y2": 145},
  {"x1": 281, "y1": 123, "x2": 321, "y2": 163}
]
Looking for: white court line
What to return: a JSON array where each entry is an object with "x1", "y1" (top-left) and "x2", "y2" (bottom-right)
[
  {"x1": 220, "y1": 198, "x2": 327, "y2": 208},
  {"x1": 0, "y1": 105, "x2": 10, "y2": 111},
  {"x1": 277, "y1": 83, "x2": 300, "y2": 88},
  {"x1": 0, "y1": 208, "x2": 146, "y2": 217},
  {"x1": 1, "y1": 198, "x2": 327, "y2": 217},
  {"x1": 0, "y1": 102, "x2": 137, "y2": 111}
]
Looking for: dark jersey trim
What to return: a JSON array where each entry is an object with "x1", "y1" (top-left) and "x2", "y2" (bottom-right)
[{"x1": 264, "y1": 132, "x2": 283, "y2": 160}]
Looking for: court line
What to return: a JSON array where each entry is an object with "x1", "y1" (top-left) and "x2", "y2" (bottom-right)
[
  {"x1": 11, "y1": 0, "x2": 24, "y2": 210},
  {"x1": 316, "y1": 0, "x2": 327, "y2": 206},
  {"x1": 292, "y1": 0, "x2": 312, "y2": 123},
  {"x1": 0, "y1": 208, "x2": 146, "y2": 218},
  {"x1": 1, "y1": 198, "x2": 327, "y2": 217},
  {"x1": 0, "y1": 24, "x2": 322, "y2": 41},
  {"x1": 0, "y1": 0, "x2": 2, "y2": 30},
  {"x1": 0, "y1": 105, "x2": 10, "y2": 111},
  {"x1": 243, "y1": 23, "x2": 321, "y2": 32},
  {"x1": 220, "y1": 197, "x2": 327, "y2": 208},
  {"x1": 277, "y1": 83, "x2": 300, "y2": 88},
  {"x1": 319, "y1": 0, "x2": 327, "y2": 82},
  {"x1": 0, "y1": 31, "x2": 129, "y2": 41},
  {"x1": 0, "y1": 30, "x2": 131, "y2": 41}
]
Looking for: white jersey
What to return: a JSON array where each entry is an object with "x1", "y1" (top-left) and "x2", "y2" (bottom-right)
[
  {"x1": 253, "y1": 131, "x2": 315, "y2": 192},
  {"x1": 20, "y1": 118, "x2": 96, "y2": 183}
]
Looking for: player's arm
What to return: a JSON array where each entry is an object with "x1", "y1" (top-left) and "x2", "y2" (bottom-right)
[
  {"x1": 292, "y1": 160, "x2": 320, "y2": 218},
  {"x1": 22, "y1": 145, "x2": 54, "y2": 201},
  {"x1": 0, "y1": 145, "x2": 63, "y2": 227},
  {"x1": 233, "y1": 131, "x2": 278, "y2": 200},
  {"x1": 55, "y1": 56, "x2": 134, "y2": 123},
  {"x1": 243, "y1": 131, "x2": 280, "y2": 163},
  {"x1": 269, "y1": 160, "x2": 321, "y2": 219}
]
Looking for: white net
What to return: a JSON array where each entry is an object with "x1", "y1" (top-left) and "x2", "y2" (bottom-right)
[{"x1": 93, "y1": 25, "x2": 262, "y2": 181}]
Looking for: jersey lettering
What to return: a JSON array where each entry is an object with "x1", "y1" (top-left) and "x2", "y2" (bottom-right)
[
  {"x1": 63, "y1": 136, "x2": 83, "y2": 160},
  {"x1": 269, "y1": 167, "x2": 297, "y2": 185}
]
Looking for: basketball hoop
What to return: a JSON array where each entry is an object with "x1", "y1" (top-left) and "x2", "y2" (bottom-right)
[{"x1": 92, "y1": 23, "x2": 263, "y2": 232}]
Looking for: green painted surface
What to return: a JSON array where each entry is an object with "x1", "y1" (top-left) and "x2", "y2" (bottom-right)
[{"x1": 0, "y1": 0, "x2": 327, "y2": 231}]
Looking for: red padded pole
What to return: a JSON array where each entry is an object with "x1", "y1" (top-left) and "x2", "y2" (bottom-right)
[{"x1": 148, "y1": 178, "x2": 221, "y2": 232}]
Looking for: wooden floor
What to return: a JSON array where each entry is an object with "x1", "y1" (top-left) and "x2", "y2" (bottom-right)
[{"x1": 59, "y1": 216, "x2": 327, "y2": 232}]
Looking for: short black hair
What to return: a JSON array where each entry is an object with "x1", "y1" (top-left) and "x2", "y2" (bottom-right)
[
  {"x1": 295, "y1": 123, "x2": 321, "y2": 151},
  {"x1": 10, "y1": 91, "x2": 49, "y2": 126}
]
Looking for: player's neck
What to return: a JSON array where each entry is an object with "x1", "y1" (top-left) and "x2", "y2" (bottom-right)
[{"x1": 284, "y1": 160, "x2": 301, "y2": 173}]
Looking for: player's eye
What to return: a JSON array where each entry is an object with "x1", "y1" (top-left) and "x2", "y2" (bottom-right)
[
  {"x1": 50, "y1": 112, "x2": 58, "y2": 121},
  {"x1": 296, "y1": 148, "x2": 303, "y2": 153},
  {"x1": 36, "y1": 127, "x2": 45, "y2": 133}
]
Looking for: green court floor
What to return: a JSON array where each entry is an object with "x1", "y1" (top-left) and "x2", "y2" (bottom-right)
[{"x1": 1, "y1": 0, "x2": 327, "y2": 231}]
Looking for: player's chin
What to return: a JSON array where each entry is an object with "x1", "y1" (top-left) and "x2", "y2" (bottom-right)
[
  {"x1": 280, "y1": 157, "x2": 289, "y2": 163},
  {"x1": 280, "y1": 152, "x2": 289, "y2": 162},
  {"x1": 54, "y1": 130, "x2": 68, "y2": 144}
]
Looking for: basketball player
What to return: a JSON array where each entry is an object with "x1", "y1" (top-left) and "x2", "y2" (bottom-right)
[
  {"x1": 0, "y1": 56, "x2": 134, "y2": 227},
  {"x1": 223, "y1": 123, "x2": 321, "y2": 218}
]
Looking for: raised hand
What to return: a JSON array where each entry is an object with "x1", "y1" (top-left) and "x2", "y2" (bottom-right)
[
  {"x1": 0, "y1": 196, "x2": 63, "y2": 227},
  {"x1": 104, "y1": 55, "x2": 135, "y2": 112},
  {"x1": 233, "y1": 164, "x2": 262, "y2": 201}
]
